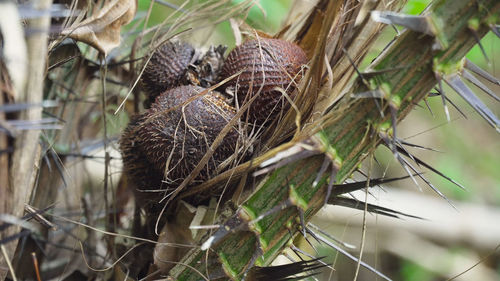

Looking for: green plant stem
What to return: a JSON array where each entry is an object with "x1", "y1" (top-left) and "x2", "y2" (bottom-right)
[{"x1": 170, "y1": 0, "x2": 499, "y2": 280}]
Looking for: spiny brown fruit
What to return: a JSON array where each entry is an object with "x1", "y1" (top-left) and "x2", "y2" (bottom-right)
[
  {"x1": 221, "y1": 38, "x2": 307, "y2": 125},
  {"x1": 141, "y1": 41, "x2": 195, "y2": 107},
  {"x1": 120, "y1": 85, "x2": 238, "y2": 206}
]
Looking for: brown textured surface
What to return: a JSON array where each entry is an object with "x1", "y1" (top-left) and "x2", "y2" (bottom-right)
[
  {"x1": 120, "y1": 85, "x2": 238, "y2": 207},
  {"x1": 221, "y1": 38, "x2": 307, "y2": 124},
  {"x1": 141, "y1": 41, "x2": 195, "y2": 107}
]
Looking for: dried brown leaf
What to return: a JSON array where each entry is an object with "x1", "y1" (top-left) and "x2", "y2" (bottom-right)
[{"x1": 62, "y1": 0, "x2": 137, "y2": 55}]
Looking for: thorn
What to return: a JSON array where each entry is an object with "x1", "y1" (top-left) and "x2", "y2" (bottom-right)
[
  {"x1": 394, "y1": 145, "x2": 466, "y2": 191},
  {"x1": 352, "y1": 90, "x2": 384, "y2": 118},
  {"x1": 324, "y1": 165, "x2": 337, "y2": 206},
  {"x1": 342, "y1": 48, "x2": 364, "y2": 81},
  {"x1": 470, "y1": 29, "x2": 490, "y2": 63},
  {"x1": 329, "y1": 197, "x2": 423, "y2": 219},
  {"x1": 246, "y1": 257, "x2": 325, "y2": 281},
  {"x1": 430, "y1": 89, "x2": 468, "y2": 119},
  {"x1": 490, "y1": 24, "x2": 500, "y2": 38},
  {"x1": 0, "y1": 100, "x2": 59, "y2": 113},
  {"x1": 50, "y1": 149, "x2": 68, "y2": 188},
  {"x1": 308, "y1": 223, "x2": 356, "y2": 249},
  {"x1": 298, "y1": 208, "x2": 307, "y2": 238},
  {"x1": 371, "y1": 11, "x2": 435, "y2": 36},
  {"x1": 352, "y1": 90, "x2": 385, "y2": 99},
  {"x1": 307, "y1": 227, "x2": 393, "y2": 281},
  {"x1": 444, "y1": 94, "x2": 468, "y2": 119},
  {"x1": 390, "y1": 104, "x2": 398, "y2": 148},
  {"x1": 395, "y1": 151, "x2": 457, "y2": 209},
  {"x1": 381, "y1": 134, "x2": 421, "y2": 190},
  {"x1": 242, "y1": 239, "x2": 264, "y2": 280},
  {"x1": 362, "y1": 65, "x2": 409, "y2": 76},
  {"x1": 394, "y1": 138, "x2": 418, "y2": 164},
  {"x1": 464, "y1": 59, "x2": 500, "y2": 86},
  {"x1": 436, "y1": 77, "x2": 451, "y2": 122},
  {"x1": 313, "y1": 156, "x2": 330, "y2": 187},
  {"x1": 423, "y1": 96, "x2": 434, "y2": 117},
  {"x1": 444, "y1": 74, "x2": 500, "y2": 132},
  {"x1": 43, "y1": 154, "x2": 52, "y2": 172},
  {"x1": 398, "y1": 139, "x2": 442, "y2": 153},
  {"x1": 289, "y1": 245, "x2": 333, "y2": 270},
  {"x1": 462, "y1": 69, "x2": 500, "y2": 102},
  {"x1": 201, "y1": 215, "x2": 248, "y2": 250},
  {"x1": 254, "y1": 150, "x2": 319, "y2": 177},
  {"x1": 249, "y1": 199, "x2": 294, "y2": 226}
]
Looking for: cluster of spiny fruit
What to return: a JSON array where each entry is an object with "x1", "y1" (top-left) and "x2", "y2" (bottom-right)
[{"x1": 119, "y1": 37, "x2": 308, "y2": 208}]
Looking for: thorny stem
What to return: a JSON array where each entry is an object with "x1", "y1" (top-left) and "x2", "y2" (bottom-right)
[{"x1": 169, "y1": 0, "x2": 499, "y2": 280}]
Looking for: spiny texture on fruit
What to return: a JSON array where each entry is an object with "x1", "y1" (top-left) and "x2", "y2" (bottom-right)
[
  {"x1": 221, "y1": 38, "x2": 307, "y2": 125},
  {"x1": 141, "y1": 41, "x2": 195, "y2": 107},
  {"x1": 120, "y1": 85, "x2": 238, "y2": 205}
]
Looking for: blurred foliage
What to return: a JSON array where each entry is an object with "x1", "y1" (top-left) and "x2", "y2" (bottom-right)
[{"x1": 401, "y1": 260, "x2": 437, "y2": 281}]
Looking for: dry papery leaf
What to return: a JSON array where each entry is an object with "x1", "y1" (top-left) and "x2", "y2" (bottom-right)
[{"x1": 61, "y1": 0, "x2": 137, "y2": 55}]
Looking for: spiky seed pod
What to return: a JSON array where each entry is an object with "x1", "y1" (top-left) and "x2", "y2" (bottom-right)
[
  {"x1": 141, "y1": 41, "x2": 195, "y2": 107},
  {"x1": 221, "y1": 38, "x2": 308, "y2": 125},
  {"x1": 120, "y1": 85, "x2": 238, "y2": 206}
]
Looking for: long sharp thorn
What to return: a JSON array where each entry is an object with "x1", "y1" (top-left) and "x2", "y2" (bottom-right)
[
  {"x1": 43, "y1": 154, "x2": 52, "y2": 172},
  {"x1": 292, "y1": 239, "x2": 318, "y2": 257},
  {"x1": 362, "y1": 65, "x2": 409, "y2": 76},
  {"x1": 395, "y1": 145, "x2": 466, "y2": 191},
  {"x1": 353, "y1": 90, "x2": 385, "y2": 99},
  {"x1": 313, "y1": 156, "x2": 330, "y2": 187},
  {"x1": 381, "y1": 135, "x2": 420, "y2": 189},
  {"x1": 290, "y1": 245, "x2": 333, "y2": 270},
  {"x1": 254, "y1": 150, "x2": 319, "y2": 177},
  {"x1": 430, "y1": 89, "x2": 467, "y2": 118},
  {"x1": 201, "y1": 215, "x2": 247, "y2": 250},
  {"x1": 289, "y1": 248, "x2": 306, "y2": 262},
  {"x1": 353, "y1": 90, "x2": 384, "y2": 118},
  {"x1": 242, "y1": 240, "x2": 264, "y2": 279},
  {"x1": 464, "y1": 59, "x2": 500, "y2": 86},
  {"x1": 0, "y1": 100, "x2": 59, "y2": 113},
  {"x1": 371, "y1": 11, "x2": 434, "y2": 36},
  {"x1": 249, "y1": 199, "x2": 294, "y2": 225},
  {"x1": 443, "y1": 95, "x2": 468, "y2": 119},
  {"x1": 308, "y1": 223, "x2": 356, "y2": 249},
  {"x1": 399, "y1": 139, "x2": 442, "y2": 152},
  {"x1": 50, "y1": 149, "x2": 68, "y2": 188},
  {"x1": 470, "y1": 30, "x2": 490, "y2": 63},
  {"x1": 247, "y1": 256, "x2": 325, "y2": 281},
  {"x1": 299, "y1": 208, "x2": 307, "y2": 238},
  {"x1": 395, "y1": 138, "x2": 417, "y2": 165},
  {"x1": 444, "y1": 74, "x2": 500, "y2": 132},
  {"x1": 308, "y1": 227, "x2": 393, "y2": 281},
  {"x1": 324, "y1": 165, "x2": 337, "y2": 206},
  {"x1": 423, "y1": 96, "x2": 434, "y2": 117},
  {"x1": 399, "y1": 154, "x2": 457, "y2": 209},
  {"x1": 390, "y1": 105, "x2": 398, "y2": 147},
  {"x1": 331, "y1": 175, "x2": 415, "y2": 198},
  {"x1": 491, "y1": 24, "x2": 500, "y2": 38},
  {"x1": 0, "y1": 230, "x2": 30, "y2": 246},
  {"x1": 436, "y1": 79, "x2": 451, "y2": 121},
  {"x1": 396, "y1": 153, "x2": 421, "y2": 189},
  {"x1": 462, "y1": 69, "x2": 500, "y2": 102},
  {"x1": 342, "y1": 47, "x2": 364, "y2": 80},
  {"x1": 330, "y1": 197, "x2": 423, "y2": 219}
]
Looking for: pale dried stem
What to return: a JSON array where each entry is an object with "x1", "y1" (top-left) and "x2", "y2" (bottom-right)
[{"x1": 0, "y1": 0, "x2": 53, "y2": 278}]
